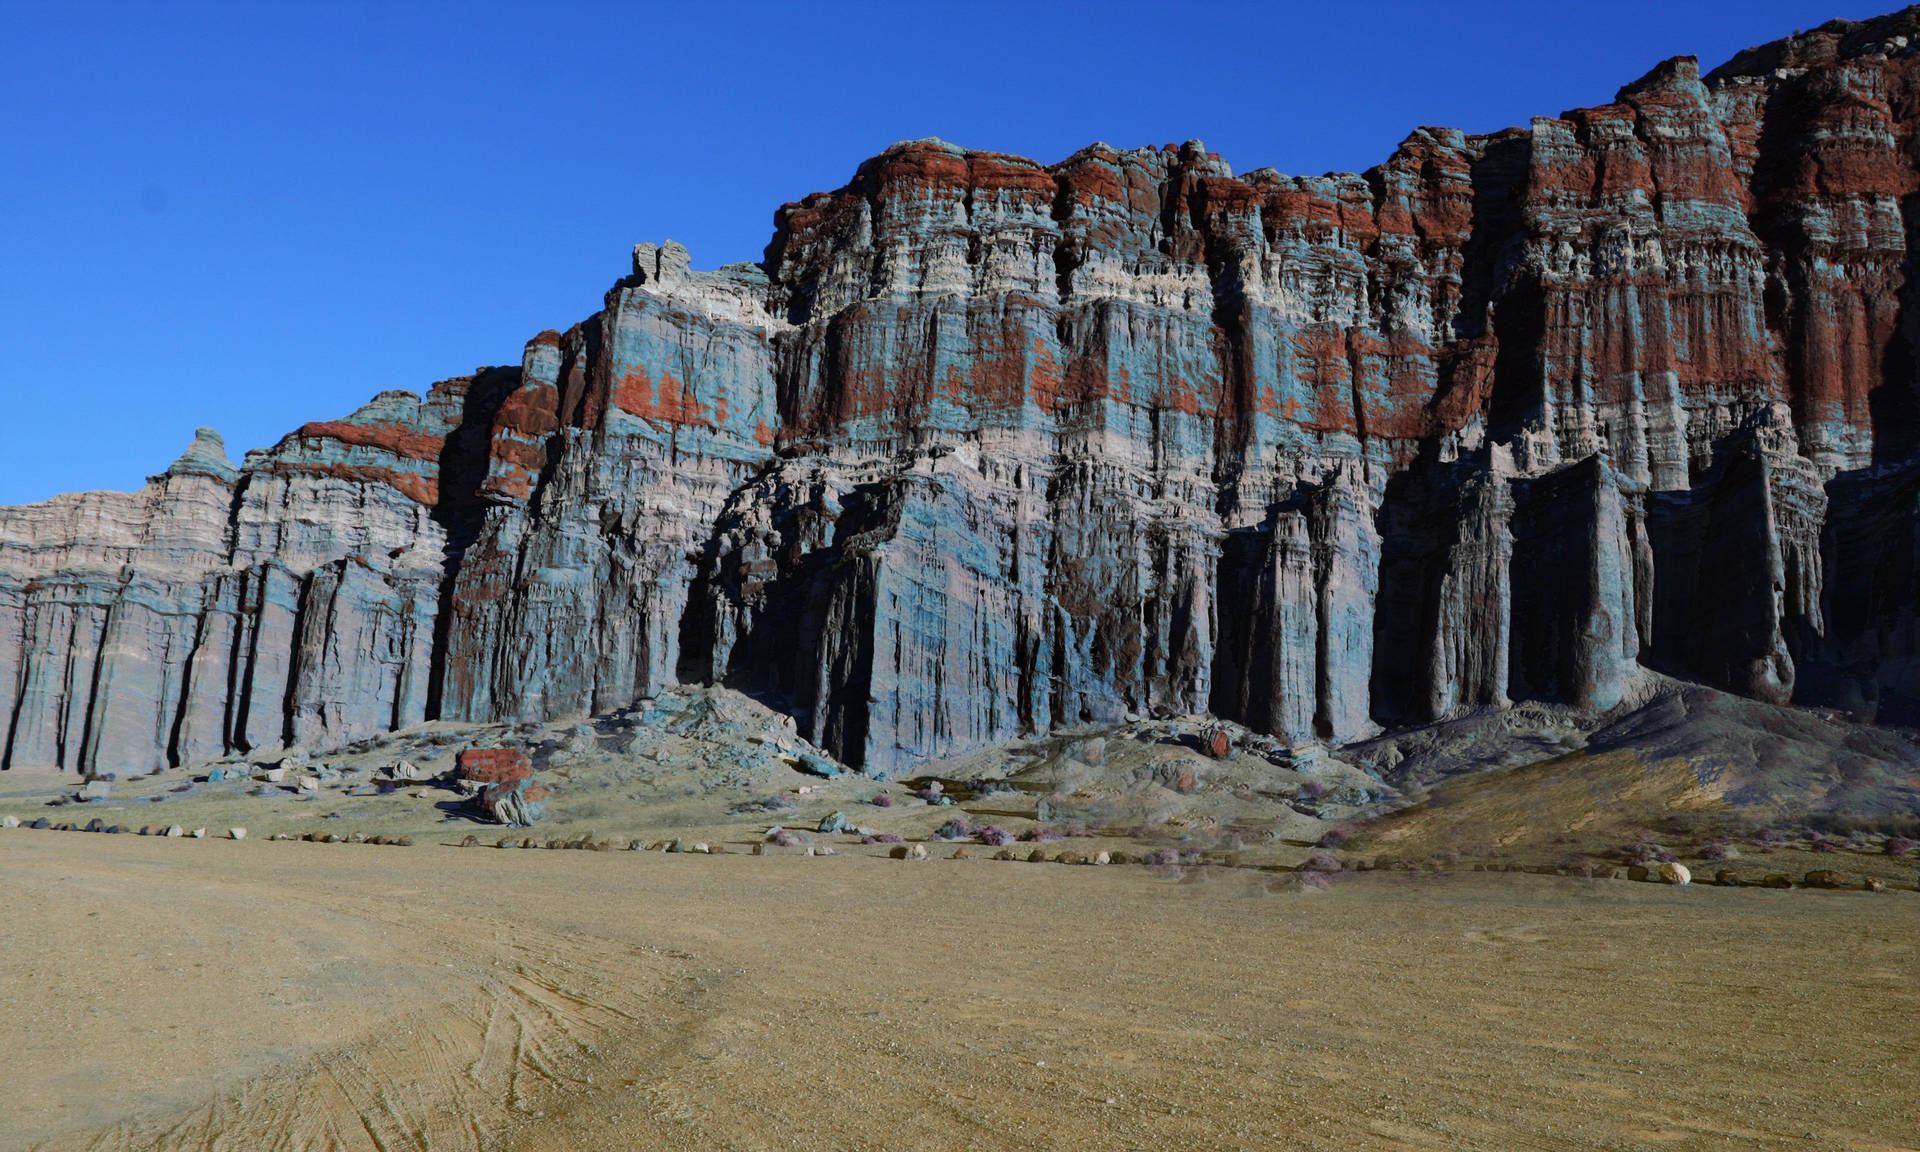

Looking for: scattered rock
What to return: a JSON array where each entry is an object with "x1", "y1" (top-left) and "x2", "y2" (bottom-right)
[
  {"x1": 297, "y1": 776, "x2": 321, "y2": 793},
  {"x1": 1058, "y1": 851, "x2": 1086, "y2": 865},
  {"x1": 1067, "y1": 737, "x2": 1106, "y2": 766},
  {"x1": 889, "y1": 844, "x2": 928, "y2": 861},
  {"x1": 263, "y1": 767, "x2": 289, "y2": 784},
  {"x1": 1200, "y1": 727, "x2": 1233, "y2": 760},
  {"x1": 164, "y1": 824, "x2": 184, "y2": 838},
  {"x1": 1804, "y1": 870, "x2": 1848, "y2": 889},
  {"x1": 1762, "y1": 874, "x2": 1794, "y2": 889},
  {"x1": 1659, "y1": 861, "x2": 1691, "y2": 885},
  {"x1": 1715, "y1": 868, "x2": 1741, "y2": 886},
  {"x1": 817, "y1": 812, "x2": 847, "y2": 834},
  {"x1": 479, "y1": 776, "x2": 550, "y2": 826},
  {"x1": 1863, "y1": 877, "x2": 1886, "y2": 892},
  {"x1": 0, "y1": 815, "x2": 16, "y2": 828},
  {"x1": 1092, "y1": 850, "x2": 1111, "y2": 865},
  {"x1": 1027, "y1": 849, "x2": 1050, "y2": 863},
  {"x1": 1627, "y1": 864, "x2": 1652, "y2": 882},
  {"x1": 950, "y1": 847, "x2": 975, "y2": 860},
  {"x1": 228, "y1": 828, "x2": 247, "y2": 841},
  {"x1": 459, "y1": 834, "x2": 481, "y2": 848},
  {"x1": 391, "y1": 760, "x2": 424, "y2": 781}
]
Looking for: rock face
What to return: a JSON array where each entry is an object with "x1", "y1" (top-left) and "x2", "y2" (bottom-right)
[{"x1": 10, "y1": 12, "x2": 1920, "y2": 776}]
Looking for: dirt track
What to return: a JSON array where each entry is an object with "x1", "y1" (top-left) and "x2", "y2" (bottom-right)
[{"x1": 3, "y1": 832, "x2": 1915, "y2": 1151}]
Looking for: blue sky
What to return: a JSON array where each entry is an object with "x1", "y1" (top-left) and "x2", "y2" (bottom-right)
[{"x1": 0, "y1": 0, "x2": 1881, "y2": 503}]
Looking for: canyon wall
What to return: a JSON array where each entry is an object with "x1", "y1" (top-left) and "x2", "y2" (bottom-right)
[{"x1": 8, "y1": 11, "x2": 1920, "y2": 775}]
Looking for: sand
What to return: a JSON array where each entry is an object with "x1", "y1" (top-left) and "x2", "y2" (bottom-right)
[{"x1": 3, "y1": 829, "x2": 1916, "y2": 1152}]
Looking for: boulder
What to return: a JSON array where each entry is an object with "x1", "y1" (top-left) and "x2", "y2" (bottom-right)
[
  {"x1": 0, "y1": 815, "x2": 17, "y2": 828},
  {"x1": 478, "y1": 776, "x2": 549, "y2": 826},
  {"x1": 1762, "y1": 874, "x2": 1794, "y2": 889},
  {"x1": 390, "y1": 760, "x2": 424, "y2": 781},
  {"x1": 456, "y1": 747, "x2": 531, "y2": 786},
  {"x1": 1659, "y1": 861, "x2": 1691, "y2": 885},
  {"x1": 1804, "y1": 870, "x2": 1848, "y2": 889},
  {"x1": 1715, "y1": 868, "x2": 1741, "y2": 886},
  {"x1": 164, "y1": 824, "x2": 184, "y2": 838}
]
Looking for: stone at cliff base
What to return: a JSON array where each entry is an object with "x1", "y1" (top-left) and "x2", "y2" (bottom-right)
[
  {"x1": 456, "y1": 748, "x2": 531, "y2": 786},
  {"x1": 478, "y1": 776, "x2": 549, "y2": 826},
  {"x1": 1659, "y1": 861, "x2": 1691, "y2": 885}
]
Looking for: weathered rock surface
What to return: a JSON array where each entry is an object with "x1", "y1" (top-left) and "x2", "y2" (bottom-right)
[{"x1": 10, "y1": 12, "x2": 1920, "y2": 776}]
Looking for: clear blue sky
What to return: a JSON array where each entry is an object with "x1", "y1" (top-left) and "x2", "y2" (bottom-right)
[{"x1": 0, "y1": 0, "x2": 1882, "y2": 504}]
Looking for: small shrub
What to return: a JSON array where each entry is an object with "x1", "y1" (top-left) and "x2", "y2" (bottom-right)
[
  {"x1": 1885, "y1": 836, "x2": 1917, "y2": 858},
  {"x1": 1319, "y1": 828, "x2": 1347, "y2": 849},
  {"x1": 860, "y1": 832, "x2": 905, "y2": 844},
  {"x1": 1698, "y1": 841, "x2": 1736, "y2": 861},
  {"x1": 1297, "y1": 780, "x2": 1328, "y2": 801},
  {"x1": 977, "y1": 825, "x2": 1012, "y2": 847},
  {"x1": 870, "y1": 794, "x2": 894, "y2": 808},
  {"x1": 1299, "y1": 853, "x2": 1342, "y2": 873},
  {"x1": 1143, "y1": 847, "x2": 1179, "y2": 866},
  {"x1": 934, "y1": 819, "x2": 975, "y2": 841},
  {"x1": 1019, "y1": 825, "x2": 1064, "y2": 843}
]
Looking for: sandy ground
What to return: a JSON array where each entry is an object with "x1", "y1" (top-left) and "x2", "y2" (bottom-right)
[{"x1": 3, "y1": 829, "x2": 1916, "y2": 1152}]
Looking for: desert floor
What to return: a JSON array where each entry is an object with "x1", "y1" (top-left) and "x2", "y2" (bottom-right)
[{"x1": 3, "y1": 830, "x2": 1915, "y2": 1152}]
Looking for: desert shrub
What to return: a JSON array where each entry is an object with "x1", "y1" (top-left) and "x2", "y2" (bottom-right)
[
  {"x1": 1698, "y1": 841, "x2": 1737, "y2": 861},
  {"x1": 870, "y1": 794, "x2": 894, "y2": 808},
  {"x1": 860, "y1": 832, "x2": 905, "y2": 844},
  {"x1": 1019, "y1": 825, "x2": 1065, "y2": 843},
  {"x1": 1297, "y1": 780, "x2": 1328, "y2": 801},
  {"x1": 1885, "y1": 836, "x2": 1917, "y2": 858},
  {"x1": 1299, "y1": 853, "x2": 1342, "y2": 873},
  {"x1": 977, "y1": 825, "x2": 1012, "y2": 847},
  {"x1": 934, "y1": 819, "x2": 975, "y2": 841},
  {"x1": 768, "y1": 828, "x2": 811, "y2": 847},
  {"x1": 1143, "y1": 847, "x2": 1179, "y2": 866},
  {"x1": 1319, "y1": 828, "x2": 1347, "y2": 849}
]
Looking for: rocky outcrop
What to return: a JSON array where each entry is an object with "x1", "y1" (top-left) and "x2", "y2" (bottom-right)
[{"x1": 10, "y1": 10, "x2": 1920, "y2": 775}]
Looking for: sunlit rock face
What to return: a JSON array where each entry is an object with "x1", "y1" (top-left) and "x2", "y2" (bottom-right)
[{"x1": 10, "y1": 11, "x2": 1920, "y2": 775}]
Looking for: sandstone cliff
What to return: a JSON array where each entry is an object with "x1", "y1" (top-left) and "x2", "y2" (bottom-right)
[{"x1": 10, "y1": 11, "x2": 1920, "y2": 776}]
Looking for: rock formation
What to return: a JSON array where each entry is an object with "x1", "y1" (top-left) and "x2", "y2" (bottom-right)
[{"x1": 9, "y1": 11, "x2": 1920, "y2": 775}]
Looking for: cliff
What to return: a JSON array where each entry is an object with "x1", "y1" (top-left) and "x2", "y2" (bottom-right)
[{"x1": 10, "y1": 10, "x2": 1920, "y2": 776}]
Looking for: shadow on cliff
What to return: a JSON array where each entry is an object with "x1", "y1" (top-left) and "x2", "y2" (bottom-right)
[{"x1": 423, "y1": 366, "x2": 520, "y2": 723}]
